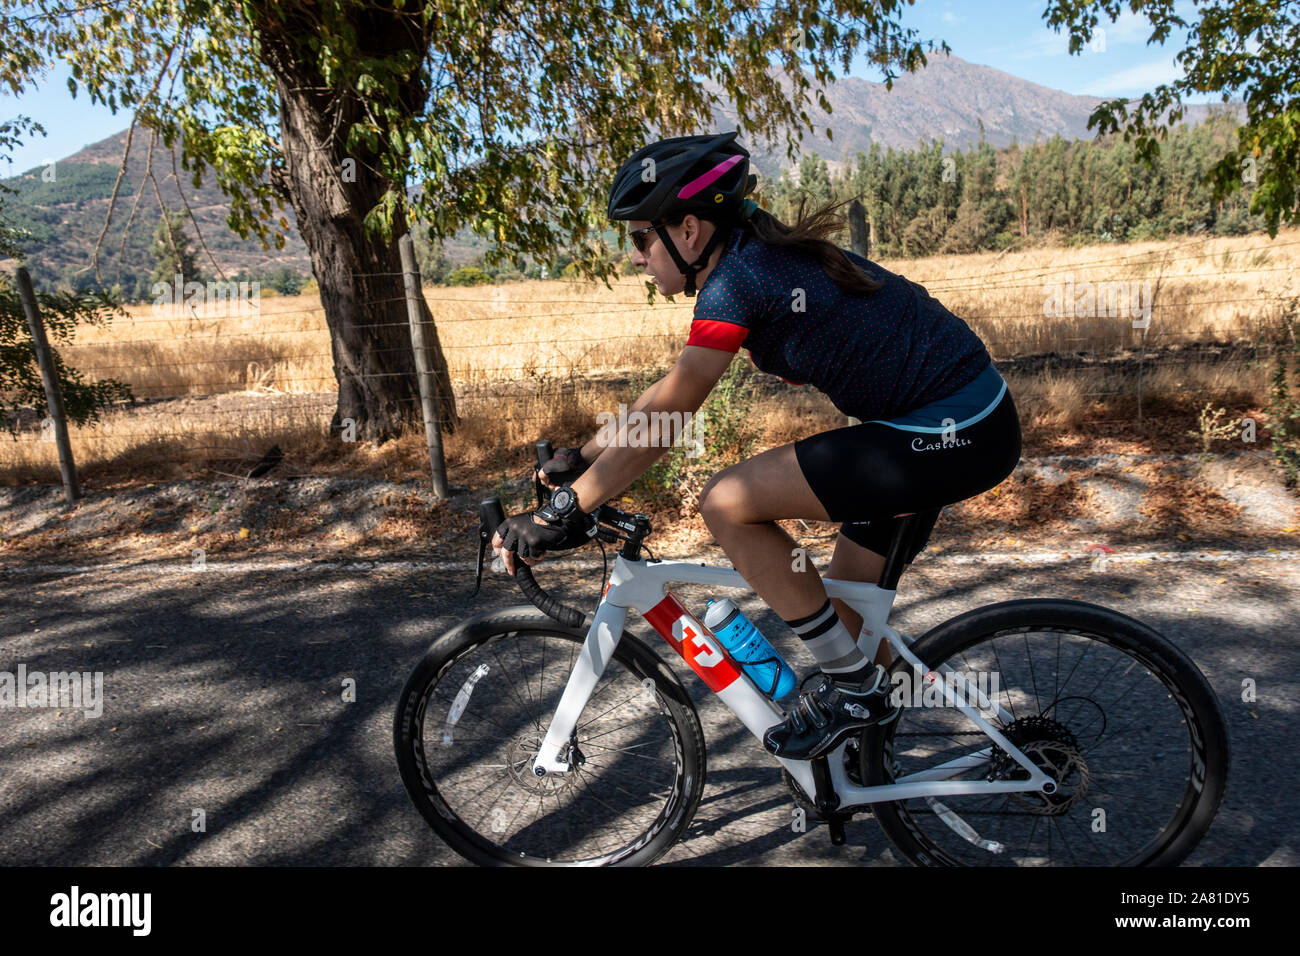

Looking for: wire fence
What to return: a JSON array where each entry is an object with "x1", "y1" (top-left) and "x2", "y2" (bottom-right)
[{"x1": 7, "y1": 236, "x2": 1298, "y2": 484}]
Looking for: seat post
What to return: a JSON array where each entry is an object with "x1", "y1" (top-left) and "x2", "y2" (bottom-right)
[
  {"x1": 878, "y1": 516, "x2": 917, "y2": 590},
  {"x1": 878, "y1": 508, "x2": 941, "y2": 590}
]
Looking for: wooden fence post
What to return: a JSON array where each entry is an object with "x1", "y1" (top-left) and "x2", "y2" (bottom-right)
[
  {"x1": 848, "y1": 199, "x2": 870, "y2": 260},
  {"x1": 398, "y1": 233, "x2": 450, "y2": 500},
  {"x1": 1135, "y1": 250, "x2": 1169, "y2": 432},
  {"x1": 15, "y1": 266, "x2": 80, "y2": 505}
]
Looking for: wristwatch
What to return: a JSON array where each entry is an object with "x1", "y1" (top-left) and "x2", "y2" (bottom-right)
[{"x1": 537, "y1": 483, "x2": 583, "y2": 523}]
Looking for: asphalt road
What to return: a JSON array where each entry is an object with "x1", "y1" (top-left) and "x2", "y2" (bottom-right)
[{"x1": 1, "y1": 550, "x2": 1295, "y2": 867}]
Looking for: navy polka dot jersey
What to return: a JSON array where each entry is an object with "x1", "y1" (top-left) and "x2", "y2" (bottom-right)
[{"x1": 688, "y1": 227, "x2": 992, "y2": 421}]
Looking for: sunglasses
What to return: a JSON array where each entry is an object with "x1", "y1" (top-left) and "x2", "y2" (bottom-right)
[{"x1": 629, "y1": 224, "x2": 659, "y2": 254}]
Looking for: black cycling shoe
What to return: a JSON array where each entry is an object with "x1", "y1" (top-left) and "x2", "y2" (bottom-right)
[{"x1": 763, "y1": 665, "x2": 901, "y2": 761}]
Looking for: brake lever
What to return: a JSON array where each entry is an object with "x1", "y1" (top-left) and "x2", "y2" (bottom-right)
[
  {"x1": 473, "y1": 526, "x2": 487, "y2": 595},
  {"x1": 474, "y1": 498, "x2": 507, "y2": 596},
  {"x1": 475, "y1": 441, "x2": 631, "y2": 602},
  {"x1": 476, "y1": 437, "x2": 556, "y2": 597},
  {"x1": 534, "y1": 439, "x2": 553, "y2": 509}
]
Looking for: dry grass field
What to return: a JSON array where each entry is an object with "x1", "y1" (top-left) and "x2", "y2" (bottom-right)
[{"x1": 4, "y1": 228, "x2": 1299, "y2": 489}]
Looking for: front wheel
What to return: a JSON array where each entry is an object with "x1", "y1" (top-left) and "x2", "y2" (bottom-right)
[
  {"x1": 394, "y1": 607, "x2": 706, "y2": 866},
  {"x1": 863, "y1": 599, "x2": 1230, "y2": 867}
]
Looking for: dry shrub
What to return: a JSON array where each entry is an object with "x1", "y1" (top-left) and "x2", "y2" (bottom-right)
[{"x1": 1010, "y1": 370, "x2": 1092, "y2": 430}]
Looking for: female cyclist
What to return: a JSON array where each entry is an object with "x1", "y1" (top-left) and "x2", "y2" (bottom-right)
[{"x1": 493, "y1": 131, "x2": 1022, "y2": 761}]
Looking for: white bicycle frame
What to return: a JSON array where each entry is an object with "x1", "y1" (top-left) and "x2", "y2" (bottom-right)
[{"x1": 530, "y1": 552, "x2": 1055, "y2": 811}]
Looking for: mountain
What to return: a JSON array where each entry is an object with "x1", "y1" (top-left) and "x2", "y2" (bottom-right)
[
  {"x1": 0, "y1": 129, "x2": 314, "y2": 291},
  {"x1": 715, "y1": 53, "x2": 1239, "y2": 178},
  {"x1": 1, "y1": 53, "x2": 1240, "y2": 286}
]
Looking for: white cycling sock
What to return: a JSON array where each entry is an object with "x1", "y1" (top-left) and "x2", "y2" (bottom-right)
[{"x1": 785, "y1": 599, "x2": 871, "y2": 678}]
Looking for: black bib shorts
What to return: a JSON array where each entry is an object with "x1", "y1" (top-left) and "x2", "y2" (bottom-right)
[{"x1": 793, "y1": 363, "x2": 1022, "y2": 561}]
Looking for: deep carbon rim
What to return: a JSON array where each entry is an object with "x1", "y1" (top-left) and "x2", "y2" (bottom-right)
[{"x1": 404, "y1": 628, "x2": 691, "y2": 865}]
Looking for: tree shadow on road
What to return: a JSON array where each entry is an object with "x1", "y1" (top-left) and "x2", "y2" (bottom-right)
[{"x1": 0, "y1": 548, "x2": 1291, "y2": 866}]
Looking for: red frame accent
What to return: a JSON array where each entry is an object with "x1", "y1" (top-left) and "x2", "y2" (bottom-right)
[{"x1": 642, "y1": 591, "x2": 740, "y2": 693}]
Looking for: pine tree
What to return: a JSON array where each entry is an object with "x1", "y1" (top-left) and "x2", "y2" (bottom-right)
[{"x1": 150, "y1": 210, "x2": 201, "y2": 286}]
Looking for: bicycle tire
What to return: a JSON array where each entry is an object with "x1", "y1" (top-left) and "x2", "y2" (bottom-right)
[
  {"x1": 862, "y1": 599, "x2": 1229, "y2": 867},
  {"x1": 394, "y1": 607, "x2": 706, "y2": 866}
]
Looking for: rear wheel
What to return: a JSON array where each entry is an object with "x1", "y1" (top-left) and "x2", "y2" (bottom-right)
[
  {"x1": 394, "y1": 608, "x2": 706, "y2": 866},
  {"x1": 863, "y1": 599, "x2": 1229, "y2": 866}
]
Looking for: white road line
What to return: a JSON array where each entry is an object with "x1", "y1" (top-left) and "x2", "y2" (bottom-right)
[{"x1": 4, "y1": 549, "x2": 1299, "y2": 576}]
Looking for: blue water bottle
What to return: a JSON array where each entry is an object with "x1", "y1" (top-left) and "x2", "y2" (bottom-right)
[{"x1": 703, "y1": 598, "x2": 798, "y2": 700}]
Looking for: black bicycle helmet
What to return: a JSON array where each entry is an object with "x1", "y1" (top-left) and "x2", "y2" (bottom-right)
[{"x1": 607, "y1": 131, "x2": 757, "y2": 295}]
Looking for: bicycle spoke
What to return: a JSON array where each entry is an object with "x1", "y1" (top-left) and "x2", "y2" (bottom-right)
[
  {"x1": 430, "y1": 682, "x2": 518, "y2": 739},
  {"x1": 1023, "y1": 630, "x2": 1042, "y2": 714},
  {"x1": 472, "y1": 779, "x2": 518, "y2": 835},
  {"x1": 1057, "y1": 649, "x2": 1129, "y2": 722},
  {"x1": 572, "y1": 770, "x2": 645, "y2": 839},
  {"x1": 987, "y1": 638, "x2": 1016, "y2": 724},
  {"x1": 514, "y1": 635, "x2": 544, "y2": 729},
  {"x1": 1052, "y1": 638, "x2": 1100, "y2": 709},
  {"x1": 582, "y1": 743, "x2": 675, "y2": 763},
  {"x1": 487, "y1": 642, "x2": 540, "y2": 730},
  {"x1": 1054, "y1": 633, "x2": 1062, "y2": 710},
  {"x1": 574, "y1": 759, "x2": 674, "y2": 787},
  {"x1": 578, "y1": 716, "x2": 668, "y2": 744},
  {"x1": 1048, "y1": 814, "x2": 1079, "y2": 865},
  {"x1": 1079, "y1": 704, "x2": 1180, "y2": 759},
  {"x1": 576, "y1": 687, "x2": 647, "y2": 733}
]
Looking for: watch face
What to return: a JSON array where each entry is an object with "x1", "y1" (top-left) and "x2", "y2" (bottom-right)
[{"x1": 552, "y1": 488, "x2": 573, "y2": 512}]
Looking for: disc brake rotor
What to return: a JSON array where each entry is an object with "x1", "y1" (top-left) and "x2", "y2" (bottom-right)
[{"x1": 988, "y1": 715, "x2": 1090, "y2": 815}]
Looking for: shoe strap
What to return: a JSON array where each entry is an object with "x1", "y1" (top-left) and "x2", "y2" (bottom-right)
[{"x1": 799, "y1": 692, "x2": 829, "y2": 729}]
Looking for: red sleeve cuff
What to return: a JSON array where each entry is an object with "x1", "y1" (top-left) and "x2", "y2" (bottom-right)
[{"x1": 686, "y1": 319, "x2": 748, "y2": 353}]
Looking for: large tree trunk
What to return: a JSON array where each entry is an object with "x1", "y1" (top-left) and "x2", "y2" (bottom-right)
[{"x1": 254, "y1": 12, "x2": 458, "y2": 443}]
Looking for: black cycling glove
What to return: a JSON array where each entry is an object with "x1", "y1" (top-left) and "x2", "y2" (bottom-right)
[
  {"x1": 495, "y1": 506, "x2": 596, "y2": 560},
  {"x1": 537, "y1": 447, "x2": 589, "y2": 486}
]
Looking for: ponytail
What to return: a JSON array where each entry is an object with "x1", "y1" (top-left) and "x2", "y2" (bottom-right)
[{"x1": 742, "y1": 196, "x2": 882, "y2": 298}]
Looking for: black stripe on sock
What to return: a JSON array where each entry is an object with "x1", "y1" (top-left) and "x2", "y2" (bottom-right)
[
  {"x1": 784, "y1": 599, "x2": 833, "y2": 630},
  {"x1": 799, "y1": 613, "x2": 842, "y2": 642}
]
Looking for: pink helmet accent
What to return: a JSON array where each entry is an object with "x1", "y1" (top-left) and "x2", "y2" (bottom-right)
[{"x1": 676, "y1": 153, "x2": 744, "y2": 200}]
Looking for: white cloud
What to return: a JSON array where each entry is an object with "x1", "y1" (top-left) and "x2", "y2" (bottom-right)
[
  {"x1": 1081, "y1": 57, "x2": 1184, "y2": 96},
  {"x1": 1102, "y1": 10, "x2": 1158, "y2": 44},
  {"x1": 1003, "y1": 30, "x2": 1072, "y2": 60},
  {"x1": 997, "y1": 7, "x2": 1165, "y2": 61},
  {"x1": 941, "y1": 10, "x2": 962, "y2": 25}
]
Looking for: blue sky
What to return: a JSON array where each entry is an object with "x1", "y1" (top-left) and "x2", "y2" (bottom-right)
[
  {"x1": 0, "y1": 0, "x2": 1218, "y2": 176},
  {"x1": 861, "y1": 0, "x2": 1214, "y2": 98}
]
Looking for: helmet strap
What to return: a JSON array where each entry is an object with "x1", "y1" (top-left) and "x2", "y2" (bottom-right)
[{"x1": 653, "y1": 221, "x2": 731, "y2": 297}]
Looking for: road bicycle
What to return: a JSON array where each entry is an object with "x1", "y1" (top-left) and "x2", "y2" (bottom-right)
[{"x1": 394, "y1": 441, "x2": 1230, "y2": 866}]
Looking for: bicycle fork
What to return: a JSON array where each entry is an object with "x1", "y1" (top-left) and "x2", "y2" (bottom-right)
[{"x1": 530, "y1": 599, "x2": 633, "y2": 776}]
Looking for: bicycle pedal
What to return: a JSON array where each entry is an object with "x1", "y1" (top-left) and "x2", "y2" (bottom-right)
[{"x1": 827, "y1": 815, "x2": 848, "y2": 846}]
